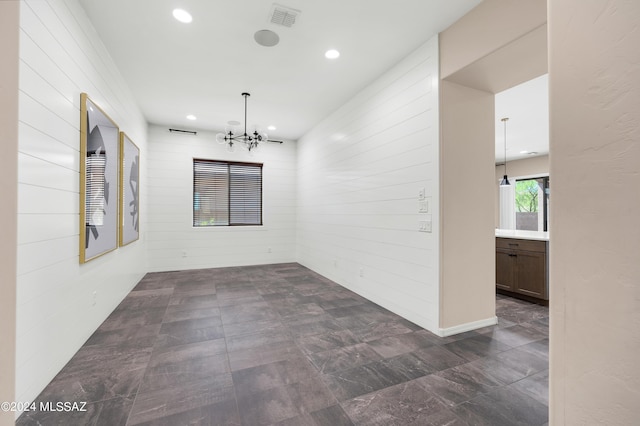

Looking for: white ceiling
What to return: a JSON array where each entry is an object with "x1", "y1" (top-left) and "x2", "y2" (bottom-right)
[
  {"x1": 495, "y1": 74, "x2": 549, "y2": 163},
  {"x1": 78, "y1": 0, "x2": 482, "y2": 141}
]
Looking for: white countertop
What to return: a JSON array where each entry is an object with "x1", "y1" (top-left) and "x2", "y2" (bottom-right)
[{"x1": 495, "y1": 229, "x2": 549, "y2": 241}]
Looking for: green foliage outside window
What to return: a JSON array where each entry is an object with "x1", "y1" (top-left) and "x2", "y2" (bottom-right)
[{"x1": 515, "y1": 180, "x2": 539, "y2": 212}]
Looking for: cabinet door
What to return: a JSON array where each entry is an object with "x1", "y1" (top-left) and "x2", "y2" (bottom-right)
[
  {"x1": 514, "y1": 251, "x2": 547, "y2": 298},
  {"x1": 496, "y1": 248, "x2": 516, "y2": 291}
]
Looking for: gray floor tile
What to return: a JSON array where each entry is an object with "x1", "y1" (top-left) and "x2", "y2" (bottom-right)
[
  {"x1": 342, "y1": 380, "x2": 450, "y2": 426},
  {"x1": 131, "y1": 399, "x2": 240, "y2": 426},
  {"x1": 308, "y1": 343, "x2": 382, "y2": 374},
  {"x1": 161, "y1": 305, "x2": 221, "y2": 323},
  {"x1": 367, "y1": 330, "x2": 439, "y2": 358},
  {"x1": 443, "y1": 334, "x2": 513, "y2": 362},
  {"x1": 410, "y1": 344, "x2": 469, "y2": 372},
  {"x1": 139, "y1": 353, "x2": 230, "y2": 393},
  {"x1": 321, "y1": 360, "x2": 408, "y2": 401},
  {"x1": 510, "y1": 369, "x2": 549, "y2": 405},
  {"x1": 310, "y1": 405, "x2": 355, "y2": 426},
  {"x1": 227, "y1": 341, "x2": 303, "y2": 371},
  {"x1": 128, "y1": 374, "x2": 235, "y2": 425},
  {"x1": 17, "y1": 264, "x2": 549, "y2": 426},
  {"x1": 225, "y1": 328, "x2": 293, "y2": 353},
  {"x1": 236, "y1": 385, "x2": 300, "y2": 425},
  {"x1": 347, "y1": 319, "x2": 415, "y2": 342},
  {"x1": 148, "y1": 338, "x2": 227, "y2": 368},
  {"x1": 85, "y1": 323, "x2": 162, "y2": 348},
  {"x1": 476, "y1": 324, "x2": 547, "y2": 347},
  {"x1": 296, "y1": 329, "x2": 361, "y2": 354},
  {"x1": 452, "y1": 386, "x2": 548, "y2": 426},
  {"x1": 414, "y1": 363, "x2": 504, "y2": 407},
  {"x1": 155, "y1": 324, "x2": 226, "y2": 348},
  {"x1": 158, "y1": 316, "x2": 223, "y2": 336}
]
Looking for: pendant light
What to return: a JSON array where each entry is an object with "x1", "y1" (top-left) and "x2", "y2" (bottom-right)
[{"x1": 500, "y1": 117, "x2": 511, "y2": 186}]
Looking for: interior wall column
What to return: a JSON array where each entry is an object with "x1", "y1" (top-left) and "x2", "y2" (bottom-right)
[
  {"x1": 439, "y1": 80, "x2": 496, "y2": 333},
  {"x1": 0, "y1": 1, "x2": 20, "y2": 425},
  {"x1": 548, "y1": 0, "x2": 640, "y2": 422},
  {"x1": 438, "y1": 0, "x2": 547, "y2": 333}
]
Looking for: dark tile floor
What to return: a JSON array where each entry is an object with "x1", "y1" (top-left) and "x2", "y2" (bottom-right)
[{"x1": 17, "y1": 263, "x2": 549, "y2": 426}]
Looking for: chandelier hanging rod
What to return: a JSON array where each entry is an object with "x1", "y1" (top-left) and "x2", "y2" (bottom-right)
[{"x1": 242, "y1": 92, "x2": 249, "y2": 139}]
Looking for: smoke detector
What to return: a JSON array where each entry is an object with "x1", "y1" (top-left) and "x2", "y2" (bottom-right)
[{"x1": 269, "y1": 4, "x2": 301, "y2": 28}]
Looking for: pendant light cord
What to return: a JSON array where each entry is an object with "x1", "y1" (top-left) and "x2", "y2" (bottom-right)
[{"x1": 502, "y1": 117, "x2": 509, "y2": 176}]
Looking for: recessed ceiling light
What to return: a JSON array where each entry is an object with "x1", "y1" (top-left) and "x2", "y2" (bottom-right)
[
  {"x1": 173, "y1": 9, "x2": 192, "y2": 23},
  {"x1": 520, "y1": 150, "x2": 529, "y2": 154},
  {"x1": 268, "y1": 125, "x2": 277, "y2": 131},
  {"x1": 325, "y1": 49, "x2": 340, "y2": 59},
  {"x1": 186, "y1": 114, "x2": 196, "y2": 120},
  {"x1": 227, "y1": 120, "x2": 241, "y2": 126}
]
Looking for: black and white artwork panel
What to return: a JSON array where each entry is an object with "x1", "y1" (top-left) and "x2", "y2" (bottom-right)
[
  {"x1": 81, "y1": 94, "x2": 119, "y2": 263},
  {"x1": 120, "y1": 132, "x2": 140, "y2": 246}
]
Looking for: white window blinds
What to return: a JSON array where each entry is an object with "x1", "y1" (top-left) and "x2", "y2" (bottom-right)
[{"x1": 193, "y1": 159, "x2": 262, "y2": 226}]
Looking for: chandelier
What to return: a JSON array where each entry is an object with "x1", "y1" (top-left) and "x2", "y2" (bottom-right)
[{"x1": 216, "y1": 92, "x2": 270, "y2": 152}]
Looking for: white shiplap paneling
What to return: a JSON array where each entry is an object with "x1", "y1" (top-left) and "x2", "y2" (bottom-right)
[
  {"x1": 296, "y1": 36, "x2": 440, "y2": 332},
  {"x1": 146, "y1": 125, "x2": 297, "y2": 272},
  {"x1": 15, "y1": 0, "x2": 148, "y2": 411}
]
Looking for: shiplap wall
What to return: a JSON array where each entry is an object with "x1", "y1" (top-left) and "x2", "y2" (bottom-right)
[
  {"x1": 146, "y1": 125, "x2": 296, "y2": 271},
  {"x1": 296, "y1": 36, "x2": 440, "y2": 332},
  {"x1": 16, "y1": 0, "x2": 147, "y2": 410}
]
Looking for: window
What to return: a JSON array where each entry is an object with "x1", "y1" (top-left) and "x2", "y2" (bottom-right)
[
  {"x1": 515, "y1": 176, "x2": 549, "y2": 232},
  {"x1": 193, "y1": 159, "x2": 262, "y2": 226}
]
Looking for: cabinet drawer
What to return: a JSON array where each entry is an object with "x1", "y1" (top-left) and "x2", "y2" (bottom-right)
[{"x1": 496, "y1": 237, "x2": 546, "y2": 253}]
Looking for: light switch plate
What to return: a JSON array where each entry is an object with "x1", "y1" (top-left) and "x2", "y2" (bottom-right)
[
  {"x1": 418, "y1": 214, "x2": 433, "y2": 233},
  {"x1": 418, "y1": 188, "x2": 426, "y2": 200}
]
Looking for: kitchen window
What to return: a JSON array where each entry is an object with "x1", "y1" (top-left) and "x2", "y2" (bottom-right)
[
  {"x1": 515, "y1": 176, "x2": 549, "y2": 232},
  {"x1": 193, "y1": 159, "x2": 262, "y2": 226}
]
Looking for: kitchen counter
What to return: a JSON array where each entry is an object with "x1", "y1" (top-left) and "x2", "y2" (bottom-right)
[{"x1": 495, "y1": 229, "x2": 549, "y2": 241}]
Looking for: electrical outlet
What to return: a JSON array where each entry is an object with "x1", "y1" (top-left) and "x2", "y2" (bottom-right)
[
  {"x1": 359, "y1": 268, "x2": 364, "y2": 277},
  {"x1": 92, "y1": 291, "x2": 97, "y2": 306},
  {"x1": 268, "y1": 247, "x2": 272, "y2": 253},
  {"x1": 182, "y1": 250, "x2": 187, "y2": 258}
]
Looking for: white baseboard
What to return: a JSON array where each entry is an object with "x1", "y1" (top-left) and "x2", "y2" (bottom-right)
[{"x1": 437, "y1": 316, "x2": 498, "y2": 337}]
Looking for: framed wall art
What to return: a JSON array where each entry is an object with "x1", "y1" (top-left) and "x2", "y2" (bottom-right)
[
  {"x1": 80, "y1": 93, "x2": 119, "y2": 263},
  {"x1": 119, "y1": 132, "x2": 140, "y2": 246}
]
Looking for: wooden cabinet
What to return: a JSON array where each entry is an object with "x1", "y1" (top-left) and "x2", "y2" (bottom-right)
[
  {"x1": 496, "y1": 237, "x2": 548, "y2": 304},
  {"x1": 496, "y1": 248, "x2": 516, "y2": 291}
]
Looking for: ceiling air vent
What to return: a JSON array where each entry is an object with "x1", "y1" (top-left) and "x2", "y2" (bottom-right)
[{"x1": 269, "y1": 4, "x2": 300, "y2": 28}]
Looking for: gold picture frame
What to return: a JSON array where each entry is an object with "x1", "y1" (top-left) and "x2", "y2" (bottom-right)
[
  {"x1": 119, "y1": 132, "x2": 140, "y2": 246},
  {"x1": 79, "y1": 93, "x2": 120, "y2": 263}
]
